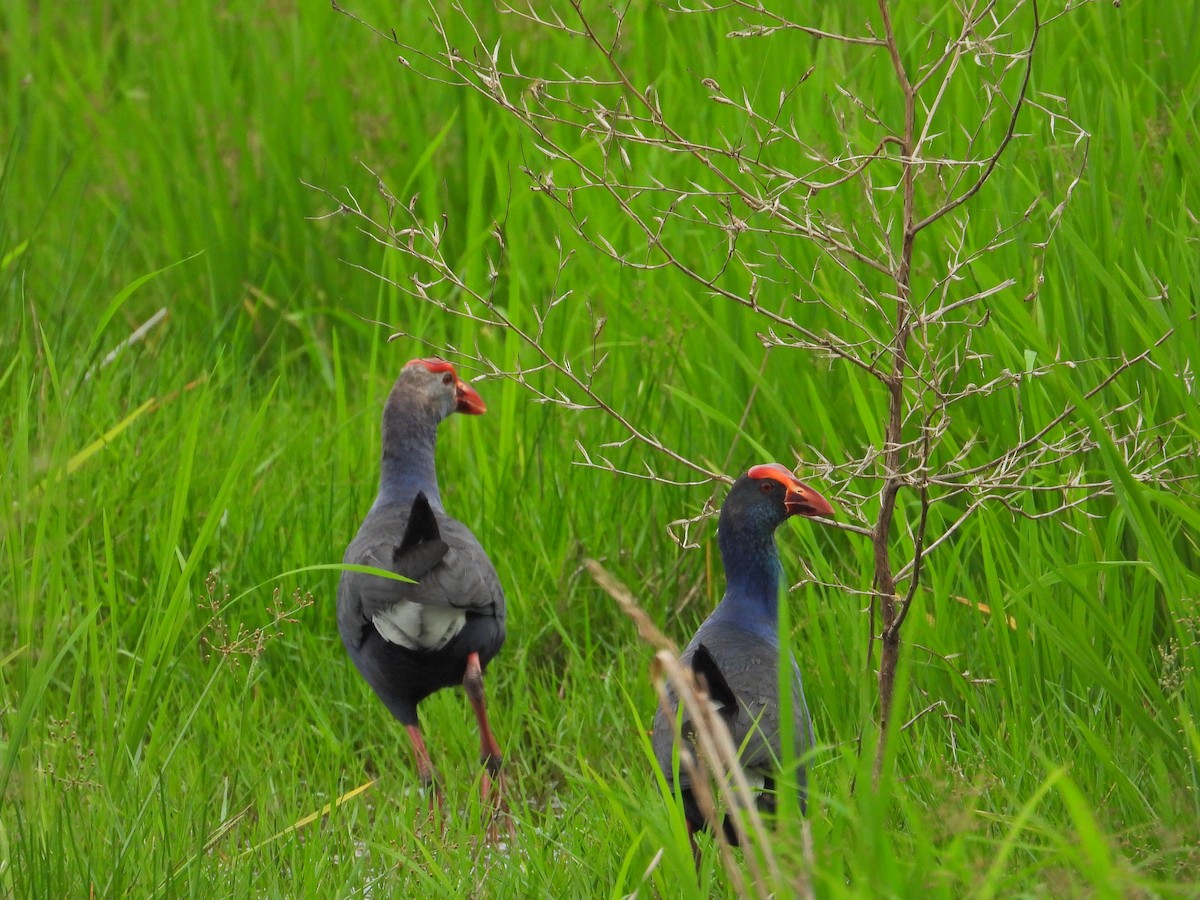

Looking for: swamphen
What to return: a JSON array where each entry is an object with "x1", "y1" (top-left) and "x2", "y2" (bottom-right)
[
  {"x1": 337, "y1": 358, "x2": 507, "y2": 813},
  {"x1": 652, "y1": 463, "x2": 833, "y2": 847}
]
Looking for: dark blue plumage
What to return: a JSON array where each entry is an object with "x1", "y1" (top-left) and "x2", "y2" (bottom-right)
[{"x1": 652, "y1": 463, "x2": 833, "y2": 846}]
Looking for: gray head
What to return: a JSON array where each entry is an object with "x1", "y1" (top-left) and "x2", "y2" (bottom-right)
[
  {"x1": 376, "y1": 358, "x2": 486, "y2": 506},
  {"x1": 383, "y1": 358, "x2": 485, "y2": 434}
]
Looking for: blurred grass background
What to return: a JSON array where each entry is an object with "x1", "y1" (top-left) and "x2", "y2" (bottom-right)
[{"x1": 2, "y1": 1, "x2": 1198, "y2": 895}]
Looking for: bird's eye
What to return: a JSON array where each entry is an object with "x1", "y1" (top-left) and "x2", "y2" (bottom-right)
[
  {"x1": 760, "y1": 481, "x2": 774, "y2": 492},
  {"x1": 442, "y1": 373, "x2": 454, "y2": 385}
]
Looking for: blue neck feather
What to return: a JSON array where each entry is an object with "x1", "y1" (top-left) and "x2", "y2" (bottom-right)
[
  {"x1": 374, "y1": 415, "x2": 443, "y2": 511},
  {"x1": 712, "y1": 526, "x2": 783, "y2": 640}
]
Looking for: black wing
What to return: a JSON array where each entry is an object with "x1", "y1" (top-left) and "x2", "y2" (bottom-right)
[
  {"x1": 692, "y1": 642, "x2": 739, "y2": 725},
  {"x1": 393, "y1": 491, "x2": 449, "y2": 581}
]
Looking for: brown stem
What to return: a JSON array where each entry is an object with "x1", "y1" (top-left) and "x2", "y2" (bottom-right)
[{"x1": 872, "y1": 0, "x2": 917, "y2": 786}]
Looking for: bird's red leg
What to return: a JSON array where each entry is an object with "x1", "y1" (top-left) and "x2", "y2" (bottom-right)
[
  {"x1": 404, "y1": 723, "x2": 443, "y2": 818},
  {"x1": 463, "y1": 652, "x2": 511, "y2": 836}
]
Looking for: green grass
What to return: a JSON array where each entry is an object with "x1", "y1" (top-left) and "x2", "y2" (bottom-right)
[{"x1": 3, "y1": 0, "x2": 1199, "y2": 896}]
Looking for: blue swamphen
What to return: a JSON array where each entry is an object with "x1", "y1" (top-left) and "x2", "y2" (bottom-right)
[
  {"x1": 652, "y1": 463, "x2": 833, "y2": 847},
  {"x1": 337, "y1": 358, "x2": 507, "y2": 812}
]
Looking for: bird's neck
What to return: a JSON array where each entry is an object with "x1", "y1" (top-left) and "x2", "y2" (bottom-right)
[
  {"x1": 715, "y1": 531, "x2": 783, "y2": 638},
  {"x1": 375, "y1": 414, "x2": 443, "y2": 510}
]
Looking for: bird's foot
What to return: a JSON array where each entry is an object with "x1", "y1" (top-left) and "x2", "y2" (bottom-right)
[
  {"x1": 480, "y1": 755, "x2": 514, "y2": 843},
  {"x1": 414, "y1": 773, "x2": 446, "y2": 834}
]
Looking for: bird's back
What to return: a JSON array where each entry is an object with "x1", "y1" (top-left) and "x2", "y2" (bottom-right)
[
  {"x1": 337, "y1": 496, "x2": 505, "y2": 723},
  {"x1": 339, "y1": 499, "x2": 504, "y2": 646}
]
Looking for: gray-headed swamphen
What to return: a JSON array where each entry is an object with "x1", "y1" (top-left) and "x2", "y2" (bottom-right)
[
  {"x1": 652, "y1": 463, "x2": 833, "y2": 851},
  {"x1": 338, "y1": 358, "x2": 507, "y2": 818}
]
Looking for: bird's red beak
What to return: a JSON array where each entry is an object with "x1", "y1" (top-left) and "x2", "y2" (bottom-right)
[
  {"x1": 455, "y1": 378, "x2": 487, "y2": 415},
  {"x1": 784, "y1": 482, "x2": 835, "y2": 519},
  {"x1": 747, "y1": 462, "x2": 835, "y2": 518}
]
